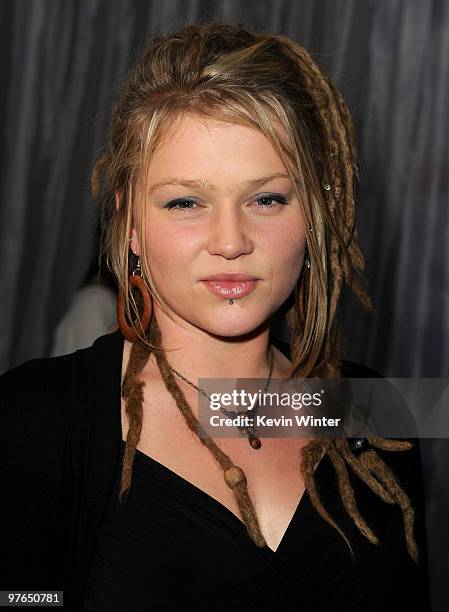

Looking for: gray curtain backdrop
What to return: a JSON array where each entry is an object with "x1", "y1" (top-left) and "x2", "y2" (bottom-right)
[{"x1": 0, "y1": 1, "x2": 447, "y2": 610}]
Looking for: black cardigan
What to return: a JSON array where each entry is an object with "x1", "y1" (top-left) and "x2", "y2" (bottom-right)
[{"x1": 0, "y1": 330, "x2": 432, "y2": 610}]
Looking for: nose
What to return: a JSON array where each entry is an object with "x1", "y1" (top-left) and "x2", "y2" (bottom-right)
[{"x1": 207, "y1": 205, "x2": 254, "y2": 260}]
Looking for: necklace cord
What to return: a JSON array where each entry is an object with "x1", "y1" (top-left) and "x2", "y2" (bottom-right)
[{"x1": 167, "y1": 345, "x2": 274, "y2": 446}]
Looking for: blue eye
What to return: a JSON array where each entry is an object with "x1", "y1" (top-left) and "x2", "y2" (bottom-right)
[
  {"x1": 254, "y1": 195, "x2": 288, "y2": 209},
  {"x1": 163, "y1": 198, "x2": 198, "y2": 212}
]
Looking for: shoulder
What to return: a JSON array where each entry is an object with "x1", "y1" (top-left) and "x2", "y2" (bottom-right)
[
  {"x1": 0, "y1": 342, "x2": 98, "y2": 443},
  {"x1": 0, "y1": 326, "x2": 122, "y2": 459},
  {"x1": 1, "y1": 351, "x2": 76, "y2": 410},
  {"x1": 270, "y1": 335, "x2": 383, "y2": 378},
  {"x1": 341, "y1": 359, "x2": 383, "y2": 378},
  {"x1": 334, "y1": 361, "x2": 421, "y2": 488},
  {"x1": 1, "y1": 328, "x2": 121, "y2": 392},
  {"x1": 0, "y1": 332, "x2": 120, "y2": 492},
  {"x1": 0, "y1": 329, "x2": 122, "y2": 421},
  {"x1": 0, "y1": 352, "x2": 82, "y2": 457}
]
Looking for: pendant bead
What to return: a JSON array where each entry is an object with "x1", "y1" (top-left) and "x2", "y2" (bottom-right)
[
  {"x1": 249, "y1": 437, "x2": 262, "y2": 450},
  {"x1": 224, "y1": 465, "x2": 247, "y2": 489}
]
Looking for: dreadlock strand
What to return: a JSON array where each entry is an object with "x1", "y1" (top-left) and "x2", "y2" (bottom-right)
[
  {"x1": 328, "y1": 235, "x2": 344, "y2": 324},
  {"x1": 329, "y1": 81, "x2": 358, "y2": 169},
  {"x1": 326, "y1": 442, "x2": 380, "y2": 546},
  {"x1": 119, "y1": 338, "x2": 153, "y2": 501},
  {"x1": 359, "y1": 449, "x2": 419, "y2": 563},
  {"x1": 281, "y1": 40, "x2": 346, "y2": 223},
  {"x1": 367, "y1": 437, "x2": 413, "y2": 452},
  {"x1": 231, "y1": 480, "x2": 267, "y2": 548},
  {"x1": 121, "y1": 340, "x2": 153, "y2": 398},
  {"x1": 346, "y1": 228, "x2": 365, "y2": 271},
  {"x1": 293, "y1": 49, "x2": 355, "y2": 238},
  {"x1": 334, "y1": 438, "x2": 395, "y2": 504},
  {"x1": 299, "y1": 439, "x2": 356, "y2": 561},
  {"x1": 347, "y1": 274, "x2": 374, "y2": 311},
  {"x1": 323, "y1": 84, "x2": 373, "y2": 307},
  {"x1": 391, "y1": 487, "x2": 419, "y2": 564}
]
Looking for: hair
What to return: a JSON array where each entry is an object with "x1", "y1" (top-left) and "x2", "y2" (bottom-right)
[{"x1": 93, "y1": 21, "x2": 420, "y2": 565}]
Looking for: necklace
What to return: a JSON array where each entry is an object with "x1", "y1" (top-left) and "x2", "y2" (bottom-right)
[{"x1": 167, "y1": 344, "x2": 274, "y2": 450}]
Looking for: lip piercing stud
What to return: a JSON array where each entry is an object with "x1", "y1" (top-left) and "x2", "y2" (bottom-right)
[{"x1": 228, "y1": 299, "x2": 234, "y2": 304}]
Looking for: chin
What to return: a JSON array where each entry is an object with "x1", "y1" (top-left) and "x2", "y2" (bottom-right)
[{"x1": 197, "y1": 313, "x2": 269, "y2": 339}]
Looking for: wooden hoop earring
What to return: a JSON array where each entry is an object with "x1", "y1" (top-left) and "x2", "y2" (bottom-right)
[{"x1": 117, "y1": 261, "x2": 153, "y2": 342}]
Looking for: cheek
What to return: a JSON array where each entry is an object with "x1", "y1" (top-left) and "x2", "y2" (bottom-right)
[
  {"x1": 144, "y1": 222, "x2": 198, "y2": 284},
  {"x1": 262, "y1": 217, "x2": 306, "y2": 276}
]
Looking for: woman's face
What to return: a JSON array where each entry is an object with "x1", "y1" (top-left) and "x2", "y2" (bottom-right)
[{"x1": 130, "y1": 113, "x2": 307, "y2": 338}]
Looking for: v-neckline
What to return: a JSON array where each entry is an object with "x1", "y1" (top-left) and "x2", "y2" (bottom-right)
[
  {"x1": 120, "y1": 439, "x2": 328, "y2": 556},
  {"x1": 117, "y1": 332, "x2": 328, "y2": 556}
]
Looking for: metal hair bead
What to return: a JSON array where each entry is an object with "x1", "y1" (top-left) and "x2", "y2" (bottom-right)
[
  {"x1": 351, "y1": 438, "x2": 366, "y2": 452},
  {"x1": 324, "y1": 184, "x2": 331, "y2": 191}
]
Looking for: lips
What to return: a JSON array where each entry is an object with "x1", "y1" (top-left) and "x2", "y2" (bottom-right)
[
  {"x1": 202, "y1": 273, "x2": 259, "y2": 281},
  {"x1": 202, "y1": 278, "x2": 259, "y2": 299}
]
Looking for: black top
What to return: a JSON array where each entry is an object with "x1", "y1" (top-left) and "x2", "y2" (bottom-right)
[
  {"x1": 0, "y1": 330, "x2": 432, "y2": 611},
  {"x1": 83, "y1": 437, "x2": 430, "y2": 612}
]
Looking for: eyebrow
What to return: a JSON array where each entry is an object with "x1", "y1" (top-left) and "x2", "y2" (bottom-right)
[{"x1": 147, "y1": 172, "x2": 291, "y2": 195}]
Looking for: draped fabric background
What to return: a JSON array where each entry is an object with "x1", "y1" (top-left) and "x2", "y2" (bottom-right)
[{"x1": 0, "y1": 0, "x2": 447, "y2": 609}]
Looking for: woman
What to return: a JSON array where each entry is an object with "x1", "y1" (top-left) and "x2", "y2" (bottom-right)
[{"x1": 1, "y1": 22, "x2": 432, "y2": 611}]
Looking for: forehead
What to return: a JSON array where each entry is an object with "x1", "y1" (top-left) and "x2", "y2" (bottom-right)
[{"x1": 146, "y1": 113, "x2": 288, "y2": 182}]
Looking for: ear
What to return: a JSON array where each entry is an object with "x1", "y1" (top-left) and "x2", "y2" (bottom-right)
[
  {"x1": 129, "y1": 227, "x2": 141, "y2": 257},
  {"x1": 115, "y1": 189, "x2": 141, "y2": 257}
]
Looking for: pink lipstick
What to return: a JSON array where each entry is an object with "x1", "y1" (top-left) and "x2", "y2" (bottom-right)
[{"x1": 201, "y1": 273, "x2": 259, "y2": 300}]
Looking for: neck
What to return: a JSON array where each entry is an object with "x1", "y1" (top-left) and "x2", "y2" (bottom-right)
[{"x1": 154, "y1": 307, "x2": 274, "y2": 379}]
